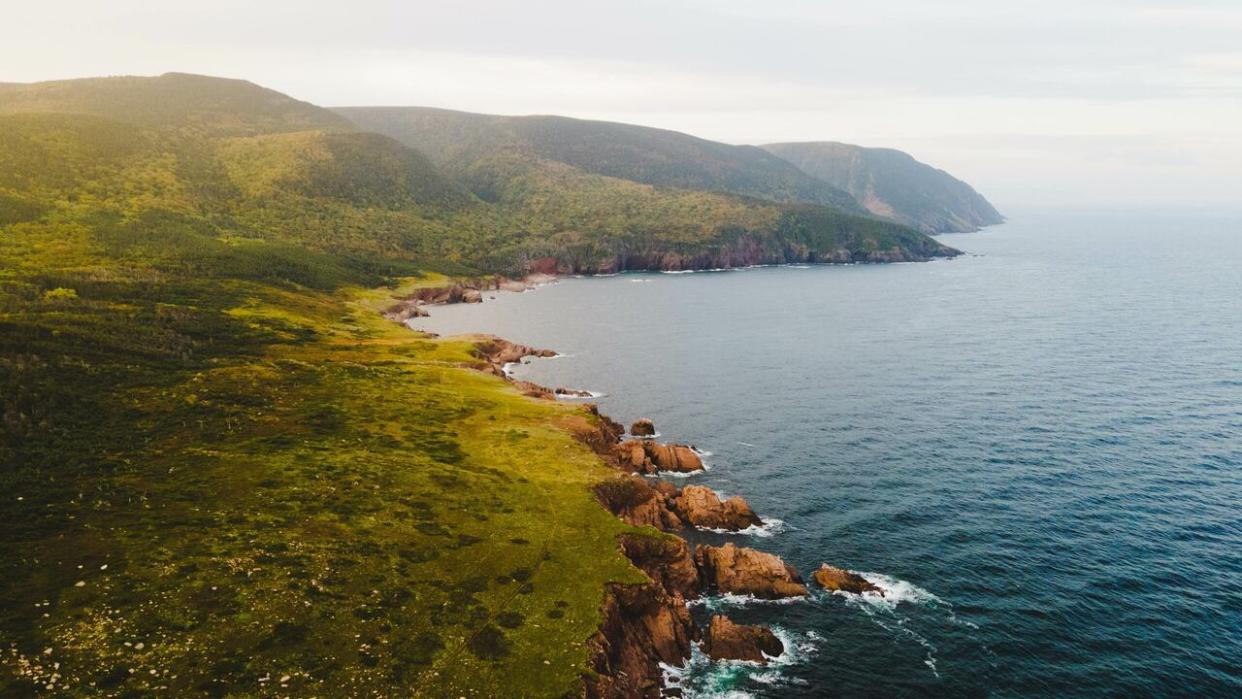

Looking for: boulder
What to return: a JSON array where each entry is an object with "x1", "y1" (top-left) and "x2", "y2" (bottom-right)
[
  {"x1": 612, "y1": 440, "x2": 654, "y2": 474},
  {"x1": 812, "y1": 565, "x2": 883, "y2": 596},
  {"x1": 672, "y1": 485, "x2": 762, "y2": 531},
  {"x1": 694, "y1": 543, "x2": 807, "y2": 599},
  {"x1": 630, "y1": 418, "x2": 656, "y2": 437},
  {"x1": 609, "y1": 440, "x2": 704, "y2": 475},
  {"x1": 646, "y1": 443, "x2": 704, "y2": 473},
  {"x1": 702, "y1": 615, "x2": 783, "y2": 663},
  {"x1": 461, "y1": 288, "x2": 484, "y2": 303}
]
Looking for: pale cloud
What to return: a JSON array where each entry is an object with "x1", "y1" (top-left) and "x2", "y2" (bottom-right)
[{"x1": 3, "y1": 0, "x2": 1239, "y2": 209}]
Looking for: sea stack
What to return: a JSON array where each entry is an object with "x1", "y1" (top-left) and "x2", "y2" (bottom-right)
[{"x1": 702, "y1": 615, "x2": 784, "y2": 663}]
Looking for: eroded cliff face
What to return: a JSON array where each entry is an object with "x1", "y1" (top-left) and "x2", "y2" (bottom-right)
[
  {"x1": 526, "y1": 236, "x2": 960, "y2": 276},
  {"x1": 584, "y1": 535, "x2": 701, "y2": 698}
]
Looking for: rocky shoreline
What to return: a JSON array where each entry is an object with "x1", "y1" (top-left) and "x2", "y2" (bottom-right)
[
  {"x1": 472, "y1": 337, "x2": 876, "y2": 697},
  {"x1": 392, "y1": 280, "x2": 879, "y2": 697}
]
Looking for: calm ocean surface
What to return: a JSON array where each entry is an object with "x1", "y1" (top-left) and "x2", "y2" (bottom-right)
[{"x1": 414, "y1": 211, "x2": 1242, "y2": 698}]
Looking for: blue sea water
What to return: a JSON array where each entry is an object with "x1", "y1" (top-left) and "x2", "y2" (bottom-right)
[{"x1": 414, "y1": 211, "x2": 1242, "y2": 697}]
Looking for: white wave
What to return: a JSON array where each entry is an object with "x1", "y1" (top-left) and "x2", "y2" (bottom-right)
[
  {"x1": 554, "y1": 390, "x2": 605, "y2": 400},
  {"x1": 829, "y1": 571, "x2": 945, "y2": 679},
  {"x1": 627, "y1": 278, "x2": 653, "y2": 283},
  {"x1": 736, "y1": 441, "x2": 756, "y2": 447},
  {"x1": 665, "y1": 625, "x2": 820, "y2": 698},
  {"x1": 659, "y1": 461, "x2": 711, "y2": 478},
  {"x1": 697, "y1": 517, "x2": 785, "y2": 538},
  {"x1": 835, "y1": 571, "x2": 942, "y2": 612},
  {"x1": 501, "y1": 362, "x2": 520, "y2": 377},
  {"x1": 688, "y1": 593, "x2": 807, "y2": 611}
]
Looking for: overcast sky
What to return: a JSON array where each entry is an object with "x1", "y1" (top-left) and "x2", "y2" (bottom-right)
[{"x1": 5, "y1": 1, "x2": 1241, "y2": 210}]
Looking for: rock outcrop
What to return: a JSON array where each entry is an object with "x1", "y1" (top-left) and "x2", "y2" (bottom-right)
[
  {"x1": 382, "y1": 298, "x2": 430, "y2": 322},
  {"x1": 595, "y1": 477, "x2": 683, "y2": 531},
  {"x1": 630, "y1": 418, "x2": 656, "y2": 437},
  {"x1": 673, "y1": 485, "x2": 762, "y2": 531},
  {"x1": 694, "y1": 543, "x2": 807, "y2": 599},
  {"x1": 585, "y1": 533, "x2": 701, "y2": 698},
  {"x1": 702, "y1": 615, "x2": 784, "y2": 663},
  {"x1": 584, "y1": 583, "x2": 696, "y2": 698},
  {"x1": 472, "y1": 336, "x2": 556, "y2": 375},
  {"x1": 612, "y1": 440, "x2": 704, "y2": 475},
  {"x1": 620, "y1": 533, "x2": 700, "y2": 600},
  {"x1": 384, "y1": 274, "x2": 557, "y2": 322},
  {"x1": 812, "y1": 565, "x2": 882, "y2": 596}
]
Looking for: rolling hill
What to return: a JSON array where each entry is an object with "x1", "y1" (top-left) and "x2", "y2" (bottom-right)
[
  {"x1": 334, "y1": 106, "x2": 957, "y2": 269},
  {"x1": 761, "y1": 141, "x2": 1004, "y2": 233},
  {"x1": 333, "y1": 106, "x2": 865, "y2": 212}
]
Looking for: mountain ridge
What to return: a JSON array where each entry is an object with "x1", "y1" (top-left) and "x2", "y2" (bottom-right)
[
  {"x1": 761, "y1": 141, "x2": 1003, "y2": 233},
  {"x1": 333, "y1": 106, "x2": 867, "y2": 213}
]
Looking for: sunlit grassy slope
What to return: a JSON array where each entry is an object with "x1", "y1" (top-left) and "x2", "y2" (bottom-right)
[{"x1": 0, "y1": 81, "x2": 652, "y2": 696}]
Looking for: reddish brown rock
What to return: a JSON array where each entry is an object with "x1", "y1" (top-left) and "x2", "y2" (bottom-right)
[
  {"x1": 472, "y1": 336, "x2": 556, "y2": 374},
  {"x1": 647, "y1": 443, "x2": 704, "y2": 473},
  {"x1": 694, "y1": 543, "x2": 807, "y2": 599},
  {"x1": 672, "y1": 485, "x2": 763, "y2": 531},
  {"x1": 611, "y1": 440, "x2": 705, "y2": 474},
  {"x1": 812, "y1": 565, "x2": 883, "y2": 596},
  {"x1": 595, "y1": 477, "x2": 683, "y2": 531},
  {"x1": 702, "y1": 615, "x2": 784, "y2": 663},
  {"x1": 619, "y1": 533, "x2": 700, "y2": 600},
  {"x1": 512, "y1": 381, "x2": 554, "y2": 400},
  {"x1": 573, "y1": 404, "x2": 626, "y2": 455},
  {"x1": 584, "y1": 583, "x2": 696, "y2": 699},
  {"x1": 630, "y1": 418, "x2": 656, "y2": 437},
  {"x1": 461, "y1": 288, "x2": 484, "y2": 303}
]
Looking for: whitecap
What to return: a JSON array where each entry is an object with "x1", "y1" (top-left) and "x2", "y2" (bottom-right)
[
  {"x1": 688, "y1": 593, "x2": 808, "y2": 611},
  {"x1": 554, "y1": 390, "x2": 605, "y2": 400},
  {"x1": 665, "y1": 625, "x2": 821, "y2": 698},
  {"x1": 837, "y1": 571, "x2": 942, "y2": 612},
  {"x1": 698, "y1": 517, "x2": 785, "y2": 538}
]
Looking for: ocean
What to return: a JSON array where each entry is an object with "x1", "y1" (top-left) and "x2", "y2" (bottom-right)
[{"x1": 412, "y1": 211, "x2": 1242, "y2": 697}]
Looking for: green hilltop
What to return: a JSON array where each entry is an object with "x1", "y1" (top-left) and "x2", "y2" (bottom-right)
[{"x1": 761, "y1": 141, "x2": 1004, "y2": 234}]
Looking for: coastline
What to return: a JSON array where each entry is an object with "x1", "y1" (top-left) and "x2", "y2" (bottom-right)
[{"x1": 392, "y1": 276, "x2": 837, "y2": 696}]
